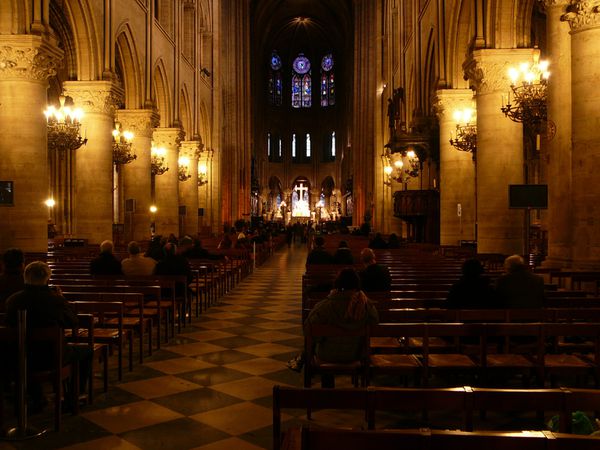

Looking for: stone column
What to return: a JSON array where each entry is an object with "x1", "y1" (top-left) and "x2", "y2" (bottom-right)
[
  {"x1": 152, "y1": 128, "x2": 183, "y2": 236},
  {"x1": 117, "y1": 109, "x2": 160, "y2": 242},
  {"x1": 541, "y1": 0, "x2": 572, "y2": 268},
  {"x1": 179, "y1": 141, "x2": 201, "y2": 236},
  {"x1": 433, "y1": 89, "x2": 476, "y2": 246},
  {"x1": 63, "y1": 81, "x2": 123, "y2": 244},
  {"x1": 0, "y1": 36, "x2": 62, "y2": 252},
  {"x1": 464, "y1": 49, "x2": 534, "y2": 255},
  {"x1": 562, "y1": 2, "x2": 600, "y2": 268}
]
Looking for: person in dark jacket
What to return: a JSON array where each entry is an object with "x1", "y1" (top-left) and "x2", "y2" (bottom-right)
[
  {"x1": 387, "y1": 233, "x2": 401, "y2": 249},
  {"x1": 89, "y1": 240, "x2": 122, "y2": 275},
  {"x1": 446, "y1": 259, "x2": 498, "y2": 309},
  {"x1": 305, "y1": 268, "x2": 378, "y2": 387},
  {"x1": 333, "y1": 241, "x2": 355, "y2": 265},
  {"x1": 6, "y1": 261, "x2": 89, "y2": 410},
  {"x1": 368, "y1": 233, "x2": 388, "y2": 249},
  {"x1": 306, "y1": 236, "x2": 334, "y2": 265},
  {"x1": 496, "y1": 255, "x2": 545, "y2": 309},
  {"x1": 359, "y1": 248, "x2": 392, "y2": 292},
  {"x1": 154, "y1": 242, "x2": 193, "y2": 297},
  {"x1": 0, "y1": 248, "x2": 25, "y2": 311}
]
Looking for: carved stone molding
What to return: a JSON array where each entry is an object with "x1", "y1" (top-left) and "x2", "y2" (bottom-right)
[
  {"x1": 116, "y1": 109, "x2": 161, "y2": 138},
  {"x1": 432, "y1": 89, "x2": 475, "y2": 120},
  {"x1": 561, "y1": 0, "x2": 600, "y2": 31},
  {"x1": 180, "y1": 140, "x2": 204, "y2": 159},
  {"x1": 463, "y1": 49, "x2": 537, "y2": 95},
  {"x1": 0, "y1": 36, "x2": 62, "y2": 82},
  {"x1": 153, "y1": 128, "x2": 185, "y2": 149},
  {"x1": 539, "y1": 0, "x2": 571, "y2": 11},
  {"x1": 63, "y1": 81, "x2": 124, "y2": 116}
]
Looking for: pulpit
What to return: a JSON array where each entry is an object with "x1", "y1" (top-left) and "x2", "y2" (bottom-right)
[{"x1": 393, "y1": 190, "x2": 440, "y2": 243}]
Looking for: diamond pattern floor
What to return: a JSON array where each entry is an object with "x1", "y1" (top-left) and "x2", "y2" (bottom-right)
[{"x1": 5, "y1": 246, "x2": 308, "y2": 450}]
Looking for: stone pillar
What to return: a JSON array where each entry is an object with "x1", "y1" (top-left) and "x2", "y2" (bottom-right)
[
  {"x1": 0, "y1": 36, "x2": 62, "y2": 252},
  {"x1": 464, "y1": 49, "x2": 534, "y2": 255},
  {"x1": 179, "y1": 141, "x2": 201, "y2": 236},
  {"x1": 433, "y1": 89, "x2": 476, "y2": 246},
  {"x1": 63, "y1": 81, "x2": 123, "y2": 244},
  {"x1": 117, "y1": 109, "x2": 160, "y2": 242},
  {"x1": 152, "y1": 128, "x2": 183, "y2": 236},
  {"x1": 542, "y1": 0, "x2": 572, "y2": 268},
  {"x1": 562, "y1": 3, "x2": 600, "y2": 268}
]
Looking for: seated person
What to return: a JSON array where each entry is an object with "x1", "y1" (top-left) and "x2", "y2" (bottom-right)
[
  {"x1": 217, "y1": 234, "x2": 232, "y2": 250},
  {"x1": 306, "y1": 236, "x2": 334, "y2": 265},
  {"x1": 496, "y1": 254, "x2": 545, "y2": 309},
  {"x1": 154, "y1": 242, "x2": 193, "y2": 297},
  {"x1": 121, "y1": 241, "x2": 157, "y2": 277},
  {"x1": 183, "y1": 237, "x2": 222, "y2": 260},
  {"x1": 387, "y1": 233, "x2": 401, "y2": 249},
  {"x1": 305, "y1": 268, "x2": 378, "y2": 387},
  {"x1": 6, "y1": 261, "x2": 91, "y2": 410},
  {"x1": 90, "y1": 240, "x2": 122, "y2": 275},
  {"x1": 145, "y1": 236, "x2": 166, "y2": 261},
  {"x1": 0, "y1": 248, "x2": 25, "y2": 312},
  {"x1": 333, "y1": 240, "x2": 355, "y2": 265},
  {"x1": 446, "y1": 259, "x2": 498, "y2": 309},
  {"x1": 359, "y1": 248, "x2": 392, "y2": 292},
  {"x1": 368, "y1": 232, "x2": 388, "y2": 249}
]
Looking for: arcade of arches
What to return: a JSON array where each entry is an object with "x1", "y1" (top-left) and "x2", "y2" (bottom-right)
[{"x1": 1, "y1": 0, "x2": 600, "y2": 267}]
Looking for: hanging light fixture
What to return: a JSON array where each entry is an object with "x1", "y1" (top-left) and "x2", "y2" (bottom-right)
[
  {"x1": 151, "y1": 146, "x2": 169, "y2": 176},
  {"x1": 198, "y1": 162, "x2": 208, "y2": 187},
  {"x1": 112, "y1": 122, "x2": 136, "y2": 168},
  {"x1": 382, "y1": 149, "x2": 420, "y2": 186},
  {"x1": 44, "y1": 95, "x2": 87, "y2": 152},
  {"x1": 500, "y1": 53, "x2": 549, "y2": 133},
  {"x1": 178, "y1": 156, "x2": 191, "y2": 182},
  {"x1": 449, "y1": 108, "x2": 477, "y2": 159}
]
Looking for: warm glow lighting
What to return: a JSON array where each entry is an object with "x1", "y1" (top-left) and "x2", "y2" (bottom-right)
[
  {"x1": 151, "y1": 146, "x2": 167, "y2": 157},
  {"x1": 178, "y1": 156, "x2": 190, "y2": 167},
  {"x1": 45, "y1": 198, "x2": 55, "y2": 208},
  {"x1": 407, "y1": 150, "x2": 416, "y2": 159},
  {"x1": 384, "y1": 165, "x2": 393, "y2": 175},
  {"x1": 149, "y1": 205, "x2": 158, "y2": 213},
  {"x1": 198, "y1": 164, "x2": 207, "y2": 174},
  {"x1": 394, "y1": 160, "x2": 403, "y2": 168}
]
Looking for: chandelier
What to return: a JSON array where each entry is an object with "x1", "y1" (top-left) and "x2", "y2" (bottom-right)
[
  {"x1": 112, "y1": 122, "x2": 136, "y2": 168},
  {"x1": 198, "y1": 163, "x2": 208, "y2": 187},
  {"x1": 382, "y1": 149, "x2": 420, "y2": 186},
  {"x1": 500, "y1": 54, "x2": 549, "y2": 133},
  {"x1": 178, "y1": 156, "x2": 191, "y2": 182},
  {"x1": 449, "y1": 109, "x2": 477, "y2": 159},
  {"x1": 151, "y1": 146, "x2": 169, "y2": 176},
  {"x1": 44, "y1": 95, "x2": 87, "y2": 152}
]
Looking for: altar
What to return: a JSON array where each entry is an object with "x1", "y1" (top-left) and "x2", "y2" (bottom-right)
[{"x1": 292, "y1": 182, "x2": 311, "y2": 217}]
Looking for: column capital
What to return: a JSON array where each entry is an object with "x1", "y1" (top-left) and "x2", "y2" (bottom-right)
[
  {"x1": 0, "y1": 35, "x2": 62, "y2": 83},
  {"x1": 116, "y1": 109, "x2": 160, "y2": 138},
  {"x1": 432, "y1": 89, "x2": 475, "y2": 120},
  {"x1": 539, "y1": 0, "x2": 571, "y2": 11},
  {"x1": 180, "y1": 140, "x2": 204, "y2": 160},
  {"x1": 63, "y1": 80, "x2": 124, "y2": 116},
  {"x1": 561, "y1": 1, "x2": 600, "y2": 32},
  {"x1": 153, "y1": 128, "x2": 185, "y2": 149},
  {"x1": 463, "y1": 48, "x2": 537, "y2": 95}
]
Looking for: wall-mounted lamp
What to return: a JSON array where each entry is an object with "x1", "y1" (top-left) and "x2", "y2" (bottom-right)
[{"x1": 178, "y1": 156, "x2": 191, "y2": 182}]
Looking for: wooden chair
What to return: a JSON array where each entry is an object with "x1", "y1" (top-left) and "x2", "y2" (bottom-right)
[
  {"x1": 28, "y1": 327, "x2": 78, "y2": 431},
  {"x1": 300, "y1": 427, "x2": 423, "y2": 450},
  {"x1": 272, "y1": 385, "x2": 369, "y2": 450},
  {"x1": 303, "y1": 323, "x2": 370, "y2": 389},
  {"x1": 367, "y1": 386, "x2": 469, "y2": 430}
]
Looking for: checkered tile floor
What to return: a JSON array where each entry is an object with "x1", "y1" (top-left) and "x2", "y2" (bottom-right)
[{"x1": 4, "y1": 246, "x2": 308, "y2": 450}]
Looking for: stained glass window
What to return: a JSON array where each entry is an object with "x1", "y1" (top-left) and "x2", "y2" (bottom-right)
[
  {"x1": 292, "y1": 54, "x2": 311, "y2": 108},
  {"x1": 320, "y1": 53, "x2": 335, "y2": 107},
  {"x1": 267, "y1": 132, "x2": 271, "y2": 157},
  {"x1": 278, "y1": 137, "x2": 282, "y2": 157},
  {"x1": 292, "y1": 133, "x2": 296, "y2": 158},
  {"x1": 269, "y1": 51, "x2": 282, "y2": 106},
  {"x1": 306, "y1": 134, "x2": 311, "y2": 158}
]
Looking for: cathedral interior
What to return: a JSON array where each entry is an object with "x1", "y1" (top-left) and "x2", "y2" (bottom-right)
[{"x1": 1, "y1": 0, "x2": 600, "y2": 449}]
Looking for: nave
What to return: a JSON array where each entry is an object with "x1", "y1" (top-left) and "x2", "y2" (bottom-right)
[{"x1": 3, "y1": 247, "x2": 308, "y2": 450}]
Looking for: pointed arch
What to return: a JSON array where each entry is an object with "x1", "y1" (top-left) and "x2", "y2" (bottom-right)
[
  {"x1": 179, "y1": 85, "x2": 192, "y2": 138},
  {"x1": 115, "y1": 24, "x2": 143, "y2": 109},
  {"x1": 63, "y1": 0, "x2": 102, "y2": 80},
  {"x1": 198, "y1": 100, "x2": 211, "y2": 147},
  {"x1": 423, "y1": 28, "x2": 437, "y2": 115},
  {"x1": 153, "y1": 59, "x2": 172, "y2": 127},
  {"x1": 447, "y1": 0, "x2": 474, "y2": 88}
]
